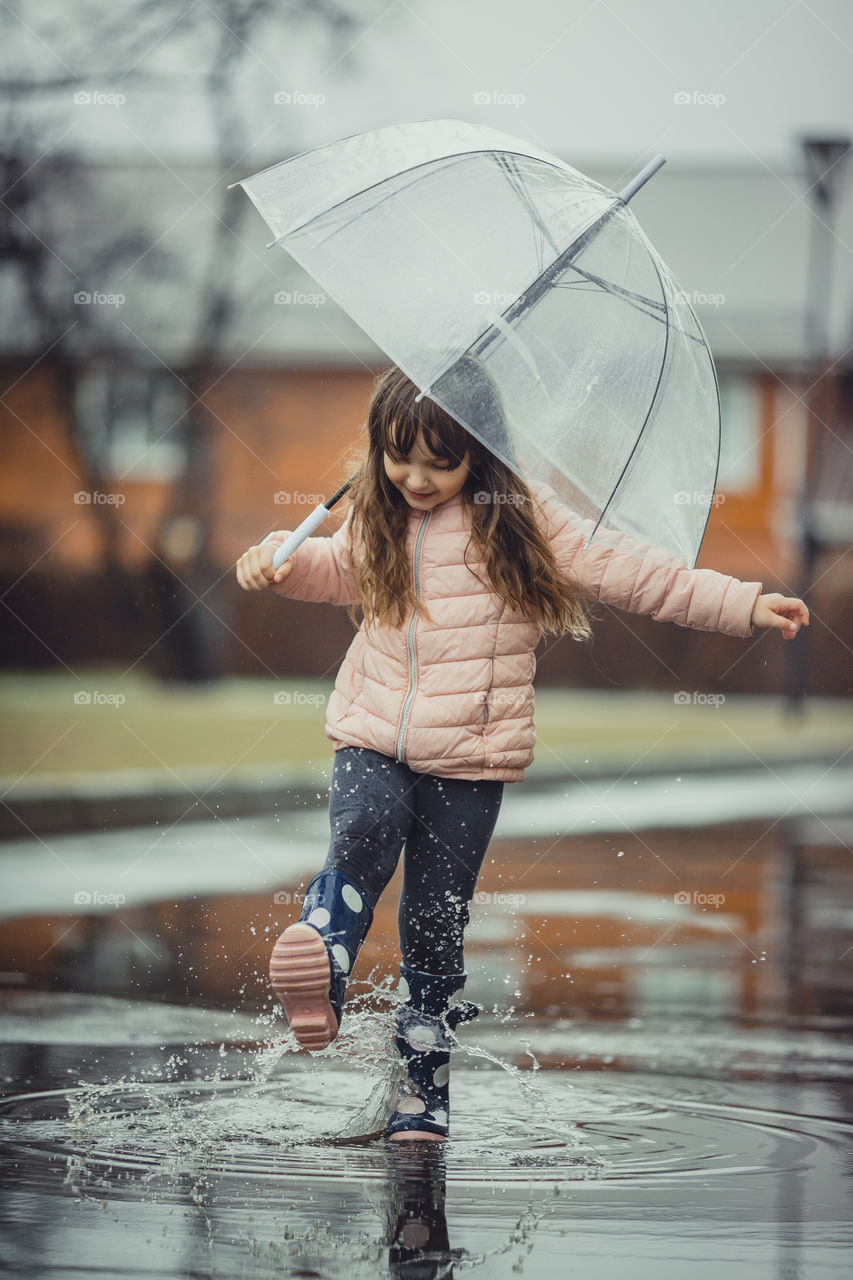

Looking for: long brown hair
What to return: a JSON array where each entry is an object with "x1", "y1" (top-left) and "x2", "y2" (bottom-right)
[{"x1": 339, "y1": 363, "x2": 594, "y2": 640}]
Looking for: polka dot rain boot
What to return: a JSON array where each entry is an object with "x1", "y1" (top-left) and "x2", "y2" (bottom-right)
[
  {"x1": 387, "y1": 964, "x2": 480, "y2": 1141},
  {"x1": 269, "y1": 868, "x2": 373, "y2": 1051}
]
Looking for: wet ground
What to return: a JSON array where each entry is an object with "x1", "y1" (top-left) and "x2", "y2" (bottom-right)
[{"x1": 1, "y1": 758, "x2": 853, "y2": 1277}]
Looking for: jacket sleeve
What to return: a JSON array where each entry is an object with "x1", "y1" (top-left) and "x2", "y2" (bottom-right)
[
  {"x1": 268, "y1": 508, "x2": 361, "y2": 606},
  {"x1": 534, "y1": 485, "x2": 763, "y2": 638}
]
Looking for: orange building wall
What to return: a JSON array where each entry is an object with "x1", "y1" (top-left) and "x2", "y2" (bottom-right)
[{"x1": 1, "y1": 362, "x2": 794, "y2": 586}]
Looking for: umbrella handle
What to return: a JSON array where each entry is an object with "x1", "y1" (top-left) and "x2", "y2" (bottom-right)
[
  {"x1": 261, "y1": 480, "x2": 353, "y2": 569},
  {"x1": 264, "y1": 504, "x2": 332, "y2": 568}
]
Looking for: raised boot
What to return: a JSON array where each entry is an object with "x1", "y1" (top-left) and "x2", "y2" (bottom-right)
[
  {"x1": 269, "y1": 868, "x2": 373, "y2": 1051},
  {"x1": 387, "y1": 964, "x2": 480, "y2": 1141}
]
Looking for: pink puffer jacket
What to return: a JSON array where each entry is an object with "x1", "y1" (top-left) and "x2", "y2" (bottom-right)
[{"x1": 271, "y1": 483, "x2": 763, "y2": 783}]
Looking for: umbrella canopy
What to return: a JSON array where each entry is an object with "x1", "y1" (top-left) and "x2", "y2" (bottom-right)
[{"x1": 233, "y1": 119, "x2": 720, "y2": 569}]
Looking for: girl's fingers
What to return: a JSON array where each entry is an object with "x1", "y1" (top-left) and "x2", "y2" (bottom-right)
[
  {"x1": 236, "y1": 549, "x2": 271, "y2": 590},
  {"x1": 236, "y1": 541, "x2": 293, "y2": 590},
  {"x1": 250, "y1": 547, "x2": 270, "y2": 586},
  {"x1": 774, "y1": 598, "x2": 809, "y2": 635},
  {"x1": 778, "y1": 606, "x2": 804, "y2": 632}
]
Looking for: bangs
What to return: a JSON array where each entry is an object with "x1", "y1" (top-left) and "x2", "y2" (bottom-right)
[{"x1": 373, "y1": 372, "x2": 472, "y2": 467}]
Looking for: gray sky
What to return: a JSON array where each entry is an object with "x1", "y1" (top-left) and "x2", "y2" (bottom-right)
[
  {"x1": 24, "y1": 0, "x2": 853, "y2": 174},
  {"x1": 8, "y1": 0, "x2": 852, "y2": 368}
]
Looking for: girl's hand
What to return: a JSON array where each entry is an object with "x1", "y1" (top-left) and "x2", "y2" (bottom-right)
[
  {"x1": 750, "y1": 592, "x2": 809, "y2": 639},
  {"x1": 235, "y1": 533, "x2": 295, "y2": 591}
]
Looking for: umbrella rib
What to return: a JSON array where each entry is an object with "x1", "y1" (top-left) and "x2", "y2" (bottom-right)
[
  {"x1": 458, "y1": 200, "x2": 633, "y2": 374},
  {"x1": 555, "y1": 269, "x2": 666, "y2": 318},
  {"x1": 694, "y1": 334, "x2": 723, "y2": 557},
  {"x1": 583, "y1": 244, "x2": 678, "y2": 558},
  {"x1": 271, "y1": 148, "x2": 577, "y2": 242},
  {"x1": 407, "y1": 202, "x2": 626, "y2": 404},
  {"x1": 555, "y1": 270, "x2": 704, "y2": 343},
  {"x1": 557, "y1": 269, "x2": 707, "y2": 346},
  {"x1": 493, "y1": 153, "x2": 563, "y2": 271},
  {"x1": 277, "y1": 151, "x2": 702, "y2": 361},
  {"x1": 490, "y1": 200, "x2": 625, "y2": 327}
]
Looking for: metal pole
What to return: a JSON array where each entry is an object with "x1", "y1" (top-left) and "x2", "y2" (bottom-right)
[{"x1": 785, "y1": 136, "x2": 851, "y2": 711}]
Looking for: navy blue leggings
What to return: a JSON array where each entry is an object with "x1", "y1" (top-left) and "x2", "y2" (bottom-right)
[{"x1": 319, "y1": 746, "x2": 505, "y2": 975}]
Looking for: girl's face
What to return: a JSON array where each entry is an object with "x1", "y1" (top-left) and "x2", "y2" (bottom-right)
[{"x1": 383, "y1": 430, "x2": 470, "y2": 510}]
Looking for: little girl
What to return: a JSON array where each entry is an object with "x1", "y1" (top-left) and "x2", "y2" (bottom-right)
[{"x1": 236, "y1": 363, "x2": 808, "y2": 1143}]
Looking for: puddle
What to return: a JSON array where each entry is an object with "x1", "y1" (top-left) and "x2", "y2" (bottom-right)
[
  {"x1": 2, "y1": 993, "x2": 853, "y2": 1277},
  {"x1": 2, "y1": 795, "x2": 853, "y2": 1276}
]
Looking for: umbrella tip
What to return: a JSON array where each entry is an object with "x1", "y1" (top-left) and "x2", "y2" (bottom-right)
[{"x1": 618, "y1": 153, "x2": 666, "y2": 204}]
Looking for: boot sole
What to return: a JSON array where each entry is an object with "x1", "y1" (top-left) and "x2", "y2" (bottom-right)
[
  {"x1": 269, "y1": 923, "x2": 339, "y2": 1051},
  {"x1": 388, "y1": 1129, "x2": 445, "y2": 1142}
]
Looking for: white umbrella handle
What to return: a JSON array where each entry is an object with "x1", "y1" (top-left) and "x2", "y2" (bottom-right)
[
  {"x1": 261, "y1": 480, "x2": 353, "y2": 569},
  {"x1": 263, "y1": 504, "x2": 330, "y2": 568}
]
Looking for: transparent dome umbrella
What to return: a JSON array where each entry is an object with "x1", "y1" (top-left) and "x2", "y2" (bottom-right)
[{"x1": 229, "y1": 119, "x2": 721, "y2": 571}]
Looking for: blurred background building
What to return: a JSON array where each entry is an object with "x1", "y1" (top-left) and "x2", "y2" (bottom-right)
[
  {"x1": 1, "y1": 0, "x2": 852, "y2": 696},
  {"x1": 1, "y1": 0, "x2": 853, "y2": 1063}
]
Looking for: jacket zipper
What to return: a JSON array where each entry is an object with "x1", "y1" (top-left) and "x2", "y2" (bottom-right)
[{"x1": 395, "y1": 511, "x2": 431, "y2": 762}]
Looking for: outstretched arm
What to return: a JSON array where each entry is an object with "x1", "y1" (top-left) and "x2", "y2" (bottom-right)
[
  {"x1": 533, "y1": 483, "x2": 763, "y2": 637},
  {"x1": 531, "y1": 483, "x2": 809, "y2": 641}
]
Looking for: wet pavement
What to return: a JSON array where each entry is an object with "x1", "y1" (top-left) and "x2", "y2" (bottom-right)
[{"x1": 1, "y1": 759, "x2": 853, "y2": 1277}]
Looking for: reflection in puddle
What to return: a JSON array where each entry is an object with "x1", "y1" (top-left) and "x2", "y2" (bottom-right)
[{"x1": 1, "y1": 802, "x2": 853, "y2": 1276}]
